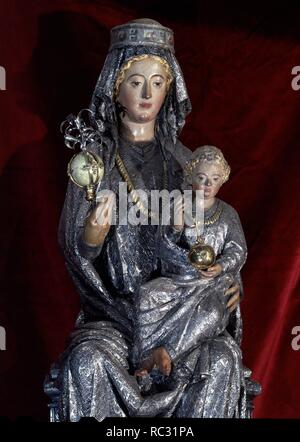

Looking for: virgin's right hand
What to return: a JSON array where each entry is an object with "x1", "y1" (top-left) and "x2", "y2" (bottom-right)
[{"x1": 83, "y1": 194, "x2": 115, "y2": 246}]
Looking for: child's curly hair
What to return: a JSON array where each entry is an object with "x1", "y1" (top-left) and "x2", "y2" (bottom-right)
[{"x1": 184, "y1": 145, "x2": 231, "y2": 185}]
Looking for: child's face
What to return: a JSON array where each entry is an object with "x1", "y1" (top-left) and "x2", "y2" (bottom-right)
[{"x1": 192, "y1": 162, "x2": 223, "y2": 199}]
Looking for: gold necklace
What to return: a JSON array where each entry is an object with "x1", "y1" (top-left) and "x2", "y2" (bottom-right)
[
  {"x1": 203, "y1": 203, "x2": 222, "y2": 226},
  {"x1": 189, "y1": 200, "x2": 222, "y2": 227},
  {"x1": 115, "y1": 152, "x2": 168, "y2": 221}
]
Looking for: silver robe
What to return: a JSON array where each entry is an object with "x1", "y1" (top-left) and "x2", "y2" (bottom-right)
[{"x1": 50, "y1": 139, "x2": 249, "y2": 421}]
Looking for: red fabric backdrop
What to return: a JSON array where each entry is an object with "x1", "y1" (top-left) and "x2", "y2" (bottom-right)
[{"x1": 0, "y1": 0, "x2": 300, "y2": 419}]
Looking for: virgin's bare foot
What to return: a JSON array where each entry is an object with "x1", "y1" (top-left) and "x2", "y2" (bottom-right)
[
  {"x1": 134, "y1": 347, "x2": 172, "y2": 377},
  {"x1": 134, "y1": 355, "x2": 154, "y2": 377},
  {"x1": 135, "y1": 368, "x2": 149, "y2": 377},
  {"x1": 153, "y1": 347, "x2": 171, "y2": 376}
]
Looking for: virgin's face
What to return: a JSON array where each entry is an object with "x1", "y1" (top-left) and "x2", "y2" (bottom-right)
[
  {"x1": 192, "y1": 163, "x2": 223, "y2": 199},
  {"x1": 117, "y1": 58, "x2": 168, "y2": 124}
]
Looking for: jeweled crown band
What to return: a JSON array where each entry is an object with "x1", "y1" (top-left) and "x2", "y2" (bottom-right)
[{"x1": 110, "y1": 22, "x2": 175, "y2": 53}]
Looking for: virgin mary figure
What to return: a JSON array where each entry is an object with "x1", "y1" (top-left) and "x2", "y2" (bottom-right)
[{"x1": 44, "y1": 18, "x2": 260, "y2": 421}]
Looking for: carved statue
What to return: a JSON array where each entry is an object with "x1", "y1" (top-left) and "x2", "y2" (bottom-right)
[{"x1": 44, "y1": 18, "x2": 260, "y2": 421}]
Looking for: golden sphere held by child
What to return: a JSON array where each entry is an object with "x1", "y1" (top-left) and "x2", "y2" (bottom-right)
[{"x1": 188, "y1": 243, "x2": 216, "y2": 270}]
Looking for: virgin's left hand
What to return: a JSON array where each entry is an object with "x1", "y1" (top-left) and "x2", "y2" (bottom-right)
[
  {"x1": 199, "y1": 263, "x2": 222, "y2": 278},
  {"x1": 225, "y1": 282, "x2": 241, "y2": 312}
]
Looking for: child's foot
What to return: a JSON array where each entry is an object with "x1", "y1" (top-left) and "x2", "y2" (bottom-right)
[{"x1": 135, "y1": 346, "x2": 172, "y2": 377}]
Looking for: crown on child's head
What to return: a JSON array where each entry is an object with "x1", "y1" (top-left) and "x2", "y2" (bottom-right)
[{"x1": 184, "y1": 145, "x2": 231, "y2": 183}]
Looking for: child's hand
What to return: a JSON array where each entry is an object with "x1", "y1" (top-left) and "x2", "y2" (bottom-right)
[{"x1": 199, "y1": 263, "x2": 222, "y2": 278}]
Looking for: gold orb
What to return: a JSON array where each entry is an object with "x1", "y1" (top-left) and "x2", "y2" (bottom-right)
[{"x1": 188, "y1": 243, "x2": 216, "y2": 270}]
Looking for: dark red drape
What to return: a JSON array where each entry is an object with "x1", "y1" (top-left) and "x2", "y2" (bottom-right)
[{"x1": 0, "y1": 0, "x2": 299, "y2": 419}]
